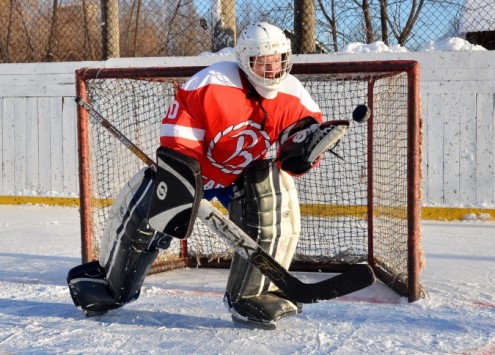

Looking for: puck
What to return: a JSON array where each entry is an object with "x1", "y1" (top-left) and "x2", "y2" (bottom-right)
[{"x1": 352, "y1": 104, "x2": 370, "y2": 123}]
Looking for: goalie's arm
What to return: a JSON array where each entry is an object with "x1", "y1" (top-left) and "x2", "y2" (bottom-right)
[{"x1": 276, "y1": 116, "x2": 349, "y2": 175}]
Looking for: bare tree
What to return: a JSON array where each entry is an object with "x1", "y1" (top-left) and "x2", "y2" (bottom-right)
[
  {"x1": 45, "y1": 0, "x2": 59, "y2": 61},
  {"x1": 120, "y1": 0, "x2": 144, "y2": 56},
  {"x1": 380, "y1": 0, "x2": 389, "y2": 45},
  {"x1": 82, "y1": 0, "x2": 98, "y2": 60},
  {"x1": 132, "y1": 0, "x2": 142, "y2": 56},
  {"x1": 0, "y1": 0, "x2": 14, "y2": 62},
  {"x1": 163, "y1": 1, "x2": 186, "y2": 56},
  {"x1": 101, "y1": 0, "x2": 120, "y2": 59},
  {"x1": 14, "y1": 1, "x2": 36, "y2": 61},
  {"x1": 211, "y1": 0, "x2": 236, "y2": 52},
  {"x1": 352, "y1": 0, "x2": 374, "y2": 43},
  {"x1": 318, "y1": 0, "x2": 426, "y2": 50},
  {"x1": 294, "y1": 0, "x2": 316, "y2": 53},
  {"x1": 317, "y1": 0, "x2": 339, "y2": 52},
  {"x1": 388, "y1": 0, "x2": 425, "y2": 46}
]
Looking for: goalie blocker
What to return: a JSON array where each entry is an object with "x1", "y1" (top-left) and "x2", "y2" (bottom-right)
[{"x1": 67, "y1": 147, "x2": 202, "y2": 315}]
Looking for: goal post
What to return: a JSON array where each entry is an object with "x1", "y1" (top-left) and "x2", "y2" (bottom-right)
[{"x1": 75, "y1": 60, "x2": 423, "y2": 302}]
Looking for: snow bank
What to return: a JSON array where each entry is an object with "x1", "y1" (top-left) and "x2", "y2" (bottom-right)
[
  {"x1": 341, "y1": 40, "x2": 408, "y2": 53},
  {"x1": 199, "y1": 37, "x2": 488, "y2": 56},
  {"x1": 420, "y1": 37, "x2": 487, "y2": 52}
]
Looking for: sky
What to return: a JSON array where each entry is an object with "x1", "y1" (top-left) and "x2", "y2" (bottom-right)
[{"x1": 0, "y1": 204, "x2": 494, "y2": 354}]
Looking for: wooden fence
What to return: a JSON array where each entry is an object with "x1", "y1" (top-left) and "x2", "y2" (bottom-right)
[{"x1": 1, "y1": 52, "x2": 494, "y2": 219}]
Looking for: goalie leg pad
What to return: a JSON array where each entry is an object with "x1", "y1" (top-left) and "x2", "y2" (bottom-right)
[
  {"x1": 99, "y1": 167, "x2": 166, "y2": 305},
  {"x1": 86, "y1": 147, "x2": 202, "y2": 312},
  {"x1": 225, "y1": 159, "x2": 301, "y2": 326},
  {"x1": 67, "y1": 249, "x2": 158, "y2": 315},
  {"x1": 68, "y1": 167, "x2": 168, "y2": 314},
  {"x1": 147, "y1": 147, "x2": 203, "y2": 239}
]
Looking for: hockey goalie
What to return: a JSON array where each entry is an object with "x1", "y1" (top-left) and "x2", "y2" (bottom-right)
[{"x1": 67, "y1": 22, "x2": 350, "y2": 329}]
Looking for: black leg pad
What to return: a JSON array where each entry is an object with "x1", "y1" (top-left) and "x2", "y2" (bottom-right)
[{"x1": 105, "y1": 245, "x2": 159, "y2": 304}]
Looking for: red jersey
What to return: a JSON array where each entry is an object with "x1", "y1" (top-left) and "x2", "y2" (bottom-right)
[{"x1": 160, "y1": 61, "x2": 322, "y2": 190}]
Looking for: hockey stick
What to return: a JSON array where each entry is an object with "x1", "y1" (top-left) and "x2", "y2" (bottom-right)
[{"x1": 75, "y1": 96, "x2": 375, "y2": 303}]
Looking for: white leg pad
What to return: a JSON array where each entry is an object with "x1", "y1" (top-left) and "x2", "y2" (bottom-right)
[{"x1": 226, "y1": 160, "x2": 301, "y2": 301}]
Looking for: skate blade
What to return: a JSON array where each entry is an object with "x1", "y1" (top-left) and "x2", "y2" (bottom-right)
[{"x1": 231, "y1": 314, "x2": 277, "y2": 330}]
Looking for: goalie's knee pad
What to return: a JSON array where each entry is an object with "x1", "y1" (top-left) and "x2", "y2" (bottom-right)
[
  {"x1": 147, "y1": 147, "x2": 203, "y2": 239},
  {"x1": 225, "y1": 159, "x2": 301, "y2": 324}
]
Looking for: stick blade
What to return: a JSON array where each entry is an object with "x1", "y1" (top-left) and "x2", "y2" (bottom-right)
[{"x1": 288, "y1": 264, "x2": 376, "y2": 303}]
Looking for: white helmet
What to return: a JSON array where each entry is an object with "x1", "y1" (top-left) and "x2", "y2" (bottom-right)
[{"x1": 236, "y1": 22, "x2": 293, "y2": 99}]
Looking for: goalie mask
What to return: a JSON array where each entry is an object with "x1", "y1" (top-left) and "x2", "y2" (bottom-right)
[{"x1": 236, "y1": 22, "x2": 293, "y2": 99}]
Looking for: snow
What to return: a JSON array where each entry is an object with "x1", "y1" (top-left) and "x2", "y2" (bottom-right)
[
  {"x1": 0, "y1": 205, "x2": 494, "y2": 354},
  {"x1": 341, "y1": 41, "x2": 408, "y2": 53},
  {"x1": 341, "y1": 37, "x2": 487, "y2": 53},
  {"x1": 419, "y1": 37, "x2": 487, "y2": 52},
  {"x1": 200, "y1": 37, "x2": 488, "y2": 56}
]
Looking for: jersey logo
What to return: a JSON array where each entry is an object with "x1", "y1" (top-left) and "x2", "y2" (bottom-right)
[{"x1": 207, "y1": 120, "x2": 271, "y2": 174}]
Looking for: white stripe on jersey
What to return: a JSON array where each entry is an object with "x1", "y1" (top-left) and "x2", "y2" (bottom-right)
[
  {"x1": 277, "y1": 74, "x2": 321, "y2": 113},
  {"x1": 182, "y1": 61, "x2": 243, "y2": 91},
  {"x1": 160, "y1": 123, "x2": 206, "y2": 142}
]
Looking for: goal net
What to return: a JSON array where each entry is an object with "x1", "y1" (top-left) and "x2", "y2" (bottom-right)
[{"x1": 75, "y1": 60, "x2": 423, "y2": 302}]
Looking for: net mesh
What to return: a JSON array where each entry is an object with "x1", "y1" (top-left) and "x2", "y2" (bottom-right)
[{"x1": 79, "y1": 63, "x2": 421, "y2": 295}]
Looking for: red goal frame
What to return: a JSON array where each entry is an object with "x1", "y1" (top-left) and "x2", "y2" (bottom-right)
[{"x1": 76, "y1": 60, "x2": 423, "y2": 302}]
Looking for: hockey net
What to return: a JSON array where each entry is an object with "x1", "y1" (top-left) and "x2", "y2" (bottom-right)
[{"x1": 76, "y1": 60, "x2": 423, "y2": 301}]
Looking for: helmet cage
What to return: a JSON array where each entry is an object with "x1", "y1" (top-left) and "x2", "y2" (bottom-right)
[
  {"x1": 236, "y1": 23, "x2": 293, "y2": 93},
  {"x1": 247, "y1": 52, "x2": 293, "y2": 88}
]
